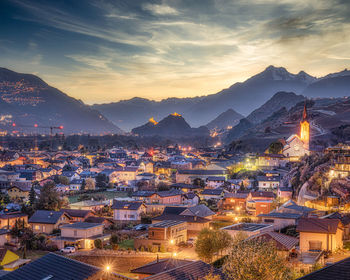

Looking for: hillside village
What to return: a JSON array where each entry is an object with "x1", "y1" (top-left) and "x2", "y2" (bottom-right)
[{"x1": 0, "y1": 105, "x2": 349, "y2": 279}]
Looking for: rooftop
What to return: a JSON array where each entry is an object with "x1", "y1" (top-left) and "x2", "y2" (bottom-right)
[
  {"x1": 60, "y1": 222, "x2": 102, "y2": 230},
  {"x1": 222, "y1": 223, "x2": 273, "y2": 232},
  {"x1": 151, "y1": 220, "x2": 186, "y2": 228}
]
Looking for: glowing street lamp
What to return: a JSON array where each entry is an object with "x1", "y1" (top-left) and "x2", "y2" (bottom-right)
[{"x1": 170, "y1": 239, "x2": 174, "y2": 245}]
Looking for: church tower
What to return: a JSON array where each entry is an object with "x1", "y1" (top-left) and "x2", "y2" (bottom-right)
[{"x1": 300, "y1": 103, "x2": 310, "y2": 150}]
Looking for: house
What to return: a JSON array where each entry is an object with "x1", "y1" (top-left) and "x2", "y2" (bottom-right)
[
  {"x1": 200, "y1": 188, "x2": 225, "y2": 200},
  {"x1": 277, "y1": 200, "x2": 316, "y2": 217},
  {"x1": 6, "y1": 185, "x2": 31, "y2": 200},
  {"x1": 0, "y1": 248, "x2": 30, "y2": 271},
  {"x1": 52, "y1": 222, "x2": 110, "y2": 250},
  {"x1": 258, "y1": 212, "x2": 302, "y2": 230},
  {"x1": 221, "y1": 223, "x2": 274, "y2": 239},
  {"x1": 277, "y1": 186, "x2": 293, "y2": 202},
  {"x1": 282, "y1": 104, "x2": 310, "y2": 161},
  {"x1": 246, "y1": 191, "x2": 275, "y2": 216},
  {"x1": 297, "y1": 255, "x2": 350, "y2": 280},
  {"x1": 219, "y1": 192, "x2": 248, "y2": 210},
  {"x1": 0, "y1": 253, "x2": 129, "y2": 280},
  {"x1": 322, "y1": 212, "x2": 350, "y2": 240},
  {"x1": 28, "y1": 210, "x2": 72, "y2": 234},
  {"x1": 171, "y1": 183, "x2": 202, "y2": 193},
  {"x1": 176, "y1": 169, "x2": 227, "y2": 184},
  {"x1": 55, "y1": 183, "x2": 70, "y2": 193},
  {"x1": 257, "y1": 175, "x2": 280, "y2": 190},
  {"x1": 69, "y1": 200, "x2": 110, "y2": 211},
  {"x1": 61, "y1": 209, "x2": 92, "y2": 222},
  {"x1": 131, "y1": 258, "x2": 192, "y2": 279},
  {"x1": 134, "y1": 220, "x2": 187, "y2": 251},
  {"x1": 132, "y1": 190, "x2": 183, "y2": 205},
  {"x1": 247, "y1": 231, "x2": 298, "y2": 257},
  {"x1": 112, "y1": 200, "x2": 146, "y2": 222},
  {"x1": 297, "y1": 218, "x2": 343, "y2": 252},
  {"x1": 0, "y1": 212, "x2": 28, "y2": 229},
  {"x1": 206, "y1": 176, "x2": 226, "y2": 188},
  {"x1": 144, "y1": 260, "x2": 225, "y2": 280},
  {"x1": 152, "y1": 206, "x2": 211, "y2": 237},
  {"x1": 84, "y1": 216, "x2": 114, "y2": 228},
  {"x1": 182, "y1": 192, "x2": 200, "y2": 206},
  {"x1": 180, "y1": 204, "x2": 215, "y2": 220}
]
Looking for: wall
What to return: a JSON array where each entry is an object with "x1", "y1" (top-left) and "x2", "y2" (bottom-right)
[{"x1": 299, "y1": 230, "x2": 343, "y2": 252}]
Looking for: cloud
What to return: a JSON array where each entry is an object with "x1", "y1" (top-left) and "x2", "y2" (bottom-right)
[
  {"x1": 2, "y1": 0, "x2": 350, "y2": 104},
  {"x1": 142, "y1": 3, "x2": 179, "y2": 15}
]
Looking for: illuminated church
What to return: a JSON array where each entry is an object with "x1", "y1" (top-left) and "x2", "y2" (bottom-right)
[{"x1": 282, "y1": 104, "x2": 310, "y2": 160}]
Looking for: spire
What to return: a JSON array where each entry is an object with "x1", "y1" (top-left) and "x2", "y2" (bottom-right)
[{"x1": 302, "y1": 102, "x2": 308, "y2": 121}]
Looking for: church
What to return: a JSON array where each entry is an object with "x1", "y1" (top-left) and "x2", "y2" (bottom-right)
[{"x1": 282, "y1": 104, "x2": 310, "y2": 161}]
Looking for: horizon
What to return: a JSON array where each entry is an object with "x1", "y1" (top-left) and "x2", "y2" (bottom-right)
[{"x1": 1, "y1": 0, "x2": 350, "y2": 104}]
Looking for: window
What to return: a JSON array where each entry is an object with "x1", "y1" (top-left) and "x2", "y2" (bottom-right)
[
  {"x1": 34, "y1": 225, "x2": 40, "y2": 230},
  {"x1": 309, "y1": 241, "x2": 322, "y2": 251}
]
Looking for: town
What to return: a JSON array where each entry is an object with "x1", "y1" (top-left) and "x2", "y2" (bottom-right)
[{"x1": 0, "y1": 105, "x2": 349, "y2": 279}]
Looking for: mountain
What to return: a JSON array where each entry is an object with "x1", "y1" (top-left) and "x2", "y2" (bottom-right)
[
  {"x1": 302, "y1": 75, "x2": 350, "y2": 98},
  {"x1": 246, "y1": 92, "x2": 305, "y2": 124},
  {"x1": 206, "y1": 109, "x2": 243, "y2": 130},
  {"x1": 0, "y1": 68, "x2": 122, "y2": 134},
  {"x1": 131, "y1": 113, "x2": 209, "y2": 138},
  {"x1": 225, "y1": 96, "x2": 350, "y2": 151},
  {"x1": 93, "y1": 66, "x2": 319, "y2": 131}
]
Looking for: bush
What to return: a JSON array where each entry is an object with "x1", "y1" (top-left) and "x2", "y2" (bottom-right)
[
  {"x1": 151, "y1": 246, "x2": 158, "y2": 253},
  {"x1": 94, "y1": 239, "x2": 102, "y2": 249},
  {"x1": 113, "y1": 244, "x2": 119, "y2": 250},
  {"x1": 147, "y1": 244, "x2": 152, "y2": 252},
  {"x1": 159, "y1": 244, "x2": 166, "y2": 253},
  {"x1": 140, "y1": 246, "x2": 145, "y2": 252}
]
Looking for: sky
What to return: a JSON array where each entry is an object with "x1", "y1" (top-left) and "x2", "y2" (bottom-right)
[{"x1": 0, "y1": 0, "x2": 350, "y2": 104}]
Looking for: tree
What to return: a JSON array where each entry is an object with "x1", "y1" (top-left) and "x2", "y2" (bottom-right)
[
  {"x1": 80, "y1": 179, "x2": 86, "y2": 191},
  {"x1": 268, "y1": 141, "x2": 283, "y2": 154},
  {"x1": 85, "y1": 178, "x2": 95, "y2": 190},
  {"x1": 36, "y1": 181, "x2": 65, "y2": 211},
  {"x1": 94, "y1": 239, "x2": 102, "y2": 249},
  {"x1": 195, "y1": 228, "x2": 231, "y2": 262},
  {"x1": 95, "y1": 173, "x2": 109, "y2": 189},
  {"x1": 215, "y1": 230, "x2": 233, "y2": 257},
  {"x1": 54, "y1": 176, "x2": 70, "y2": 185},
  {"x1": 223, "y1": 238, "x2": 292, "y2": 280},
  {"x1": 29, "y1": 185, "x2": 36, "y2": 206}
]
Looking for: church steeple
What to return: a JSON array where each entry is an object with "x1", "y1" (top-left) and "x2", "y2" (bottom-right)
[
  {"x1": 300, "y1": 102, "x2": 310, "y2": 150},
  {"x1": 302, "y1": 102, "x2": 308, "y2": 121}
]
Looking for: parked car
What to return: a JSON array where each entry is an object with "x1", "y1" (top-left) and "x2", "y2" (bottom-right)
[
  {"x1": 134, "y1": 224, "x2": 149, "y2": 231},
  {"x1": 187, "y1": 237, "x2": 197, "y2": 247},
  {"x1": 60, "y1": 246, "x2": 76, "y2": 253}
]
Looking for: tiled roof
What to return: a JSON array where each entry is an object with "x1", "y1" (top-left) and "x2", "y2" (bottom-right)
[
  {"x1": 61, "y1": 209, "x2": 91, "y2": 218},
  {"x1": 201, "y1": 188, "x2": 224, "y2": 195},
  {"x1": 60, "y1": 222, "x2": 102, "y2": 229},
  {"x1": 0, "y1": 212, "x2": 28, "y2": 219},
  {"x1": 248, "y1": 231, "x2": 298, "y2": 251},
  {"x1": 297, "y1": 256, "x2": 350, "y2": 280},
  {"x1": 163, "y1": 206, "x2": 187, "y2": 215},
  {"x1": 177, "y1": 169, "x2": 226, "y2": 175},
  {"x1": 28, "y1": 210, "x2": 70, "y2": 224},
  {"x1": 250, "y1": 191, "x2": 275, "y2": 198},
  {"x1": 0, "y1": 253, "x2": 101, "y2": 280},
  {"x1": 131, "y1": 259, "x2": 193, "y2": 275},
  {"x1": 111, "y1": 200, "x2": 143, "y2": 210},
  {"x1": 151, "y1": 220, "x2": 186, "y2": 228},
  {"x1": 183, "y1": 204, "x2": 215, "y2": 218},
  {"x1": 153, "y1": 214, "x2": 210, "y2": 224},
  {"x1": 144, "y1": 260, "x2": 225, "y2": 280},
  {"x1": 224, "y1": 192, "x2": 248, "y2": 199},
  {"x1": 297, "y1": 218, "x2": 341, "y2": 234},
  {"x1": 258, "y1": 212, "x2": 302, "y2": 219}
]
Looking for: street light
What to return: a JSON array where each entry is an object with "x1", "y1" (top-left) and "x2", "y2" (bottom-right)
[{"x1": 170, "y1": 239, "x2": 174, "y2": 245}]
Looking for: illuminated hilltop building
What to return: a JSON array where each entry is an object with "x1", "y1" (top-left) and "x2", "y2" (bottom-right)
[{"x1": 282, "y1": 103, "x2": 310, "y2": 161}]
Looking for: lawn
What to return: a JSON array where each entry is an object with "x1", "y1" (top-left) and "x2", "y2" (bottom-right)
[
  {"x1": 68, "y1": 190, "x2": 128, "y2": 203},
  {"x1": 25, "y1": 250, "x2": 50, "y2": 261},
  {"x1": 118, "y1": 239, "x2": 134, "y2": 250}
]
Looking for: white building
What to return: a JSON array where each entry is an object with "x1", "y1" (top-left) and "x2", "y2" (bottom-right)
[{"x1": 111, "y1": 200, "x2": 146, "y2": 222}]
